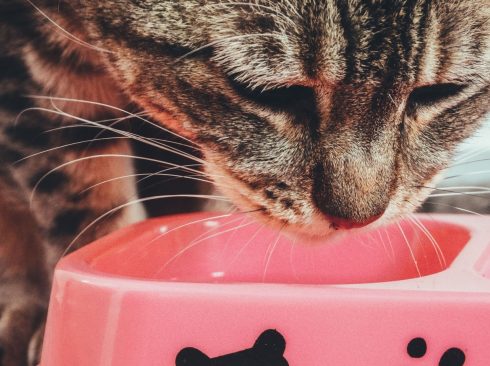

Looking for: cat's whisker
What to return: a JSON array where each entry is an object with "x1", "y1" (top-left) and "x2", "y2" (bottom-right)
[
  {"x1": 429, "y1": 191, "x2": 490, "y2": 198},
  {"x1": 220, "y1": 214, "x2": 250, "y2": 256},
  {"x1": 25, "y1": 0, "x2": 113, "y2": 54},
  {"x1": 29, "y1": 153, "x2": 210, "y2": 206},
  {"x1": 417, "y1": 185, "x2": 490, "y2": 200},
  {"x1": 16, "y1": 105, "x2": 208, "y2": 167},
  {"x1": 288, "y1": 237, "x2": 299, "y2": 281},
  {"x1": 448, "y1": 158, "x2": 490, "y2": 168},
  {"x1": 62, "y1": 193, "x2": 231, "y2": 257},
  {"x1": 127, "y1": 208, "x2": 239, "y2": 259},
  {"x1": 173, "y1": 213, "x2": 248, "y2": 250},
  {"x1": 422, "y1": 201, "x2": 484, "y2": 215},
  {"x1": 443, "y1": 169, "x2": 490, "y2": 180},
  {"x1": 227, "y1": 223, "x2": 264, "y2": 269},
  {"x1": 382, "y1": 227, "x2": 396, "y2": 262},
  {"x1": 15, "y1": 106, "x2": 147, "y2": 147},
  {"x1": 47, "y1": 101, "x2": 203, "y2": 163},
  {"x1": 133, "y1": 164, "x2": 204, "y2": 186},
  {"x1": 408, "y1": 214, "x2": 446, "y2": 269},
  {"x1": 47, "y1": 101, "x2": 145, "y2": 147},
  {"x1": 376, "y1": 230, "x2": 392, "y2": 264},
  {"x1": 80, "y1": 172, "x2": 215, "y2": 195},
  {"x1": 43, "y1": 123, "x2": 197, "y2": 151},
  {"x1": 262, "y1": 226, "x2": 284, "y2": 282},
  {"x1": 14, "y1": 136, "x2": 130, "y2": 164},
  {"x1": 403, "y1": 219, "x2": 430, "y2": 271},
  {"x1": 396, "y1": 222, "x2": 422, "y2": 278},
  {"x1": 25, "y1": 95, "x2": 198, "y2": 147},
  {"x1": 452, "y1": 148, "x2": 488, "y2": 165},
  {"x1": 157, "y1": 220, "x2": 256, "y2": 274}
]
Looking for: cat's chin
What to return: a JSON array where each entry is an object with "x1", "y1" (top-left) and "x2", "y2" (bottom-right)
[
  {"x1": 244, "y1": 207, "x2": 381, "y2": 245},
  {"x1": 277, "y1": 221, "x2": 379, "y2": 246}
]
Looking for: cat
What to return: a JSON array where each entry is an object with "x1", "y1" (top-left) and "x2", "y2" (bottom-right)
[{"x1": 0, "y1": 0, "x2": 488, "y2": 365}]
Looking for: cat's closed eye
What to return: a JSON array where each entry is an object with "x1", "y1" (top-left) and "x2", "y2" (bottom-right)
[
  {"x1": 406, "y1": 83, "x2": 469, "y2": 116},
  {"x1": 228, "y1": 76, "x2": 315, "y2": 112}
]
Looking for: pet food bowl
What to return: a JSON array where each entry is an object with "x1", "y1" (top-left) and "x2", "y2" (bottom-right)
[{"x1": 40, "y1": 213, "x2": 490, "y2": 365}]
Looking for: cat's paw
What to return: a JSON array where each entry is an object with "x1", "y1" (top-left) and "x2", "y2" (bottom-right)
[{"x1": 0, "y1": 287, "x2": 46, "y2": 366}]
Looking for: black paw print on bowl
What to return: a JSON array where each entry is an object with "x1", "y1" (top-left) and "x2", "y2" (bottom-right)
[{"x1": 407, "y1": 337, "x2": 466, "y2": 366}]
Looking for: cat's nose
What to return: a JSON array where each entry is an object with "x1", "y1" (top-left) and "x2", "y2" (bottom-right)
[
  {"x1": 325, "y1": 213, "x2": 383, "y2": 230},
  {"x1": 312, "y1": 161, "x2": 391, "y2": 230}
]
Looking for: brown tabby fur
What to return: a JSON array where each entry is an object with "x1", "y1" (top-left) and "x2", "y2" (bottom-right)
[{"x1": 0, "y1": 0, "x2": 489, "y2": 364}]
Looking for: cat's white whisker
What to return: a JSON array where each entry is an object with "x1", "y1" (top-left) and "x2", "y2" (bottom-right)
[
  {"x1": 227, "y1": 223, "x2": 264, "y2": 269},
  {"x1": 422, "y1": 201, "x2": 484, "y2": 215},
  {"x1": 396, "y1": 222, "x2": 422, "y2": 278},
  {"x1": 408, "y1": 214, "x2": 447, "y2": 269},
  {"x1": 16, "y1": 105, "x2": 209, "y2": 167},
  {"x1": 158, "y1": 220, "x2": 256, "y2": 274},
  {"x1": 449, "y1": 158, "x2": 490, "y2": 168},
  {"x1": 29, "y1": 153, "x2": 210, "y2": 206},
  {"x1": 125, "y1": 208, "x2": 239, "y2": 259},
  {"x1": 62, "y1": 194, "x2": 231, "y2": 257},
  {"x1": 382, "y1": 227, "x2": 396, "y2": 262},
  {"x1": 262, "y1": 225, "x2": 284, "y2": 282},
  {"x1": 419, "y1": 185, "x2": 490, "y2": 199},
  {"x1": 25, "y1": 0, "x2": 113, "y2": 54},
  {"x1": 288, "y1": 237, "x2": 299, "y2": 281},
  {"x1": 47, "y1": 101, "x2": 204, "y2": 164},
  {"x1": 80, "y1": 172, "x2": 214, "y2": 194},
  {"x1": 443, "y1": 169, "x2": 490, "y2": 180},
  {"x1": 25, "y1": 95, "x2": 198, "y2": 147},
  {"x1": 43, "y1": 123, "x2": 196, "y2": 151},
  {"x1": 14, "y1": 136, "x2": 130, "y2": 164},
  {"x1": 376, "y1": 229, "x2": 393, "y2": 264},
  {"x1": 174, "y1": 213, "x2": 247, "y2": 250},
  {"x1": 133, "y1": 164, "x2": 204, "y2": 186},
  {"x1": 221, "y1": 214, "x2": 250, "y2": 256},
  {"x1": 429, "y1": 191, "x2": 490, "y2": 198}
]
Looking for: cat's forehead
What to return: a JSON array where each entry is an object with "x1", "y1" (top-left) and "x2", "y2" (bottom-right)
[
  {"x1": 172, "y1": 0, "x2": 435, "y2": 87},
  {"x1": 95, "y1": 0, "x2": 487, "y2": 88},
  {"x1": 206, "y1": 1, "x2": 349, "y2": 87}
]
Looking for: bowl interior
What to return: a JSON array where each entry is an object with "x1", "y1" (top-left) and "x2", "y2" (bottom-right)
[{"x1": 78, "y1": 213, "x2": 470, "y2": 285}]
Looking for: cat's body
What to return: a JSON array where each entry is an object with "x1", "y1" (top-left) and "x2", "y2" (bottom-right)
[{"x1": 0, "y1": 1, "x2": 489, "y2": 364}]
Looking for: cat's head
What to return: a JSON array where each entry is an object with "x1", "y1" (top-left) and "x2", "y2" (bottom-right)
[{"x1": 71, "y1": 1, "x2": 489, "y2": 238}]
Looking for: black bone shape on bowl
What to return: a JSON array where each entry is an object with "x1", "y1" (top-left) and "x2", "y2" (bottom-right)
[{"x1": 175, "y1": 329, "x2": 289, "y2": 366}]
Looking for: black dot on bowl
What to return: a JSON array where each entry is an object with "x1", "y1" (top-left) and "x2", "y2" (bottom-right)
[
  {"x1": 439, "y1": 348, "x2": 465, "y2": 366},
  {"x1": 407, "y1": 337, "x2": 427, "y2": 358}
]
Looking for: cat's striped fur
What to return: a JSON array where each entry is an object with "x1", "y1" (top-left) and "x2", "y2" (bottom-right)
[{"x1": 0, "y1": 0, "x2": 489, "y2": 364}]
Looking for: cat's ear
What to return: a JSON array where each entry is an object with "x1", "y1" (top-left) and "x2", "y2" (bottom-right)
[
  {"x1": 175, "y1": 347, "x2": 210, "y2": 366},
  {"x1": 253, "y1": 329, "x2": 286, "y2": 356}
]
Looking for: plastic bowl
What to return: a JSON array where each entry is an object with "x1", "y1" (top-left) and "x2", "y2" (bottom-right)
[{"x1": 40, "y1": 213, "x2": 490, "y2": 365}]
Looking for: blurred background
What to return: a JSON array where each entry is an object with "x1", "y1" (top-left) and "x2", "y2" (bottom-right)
[{"x1": 421, "y1": 117, "x2": 490, "y2": 214}]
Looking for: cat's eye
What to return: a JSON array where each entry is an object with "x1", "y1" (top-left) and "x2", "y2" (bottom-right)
[
  {"x1": 227, "y1": 76, "x2": 315, "y2": 112},
  {"x1": 406, "y1": 83, "x2": 468, "y2": 114}
]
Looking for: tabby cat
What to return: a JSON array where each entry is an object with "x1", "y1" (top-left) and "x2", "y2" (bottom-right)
[{"x1": 0, "y1": 0, "x2": 488, "y2": 364}]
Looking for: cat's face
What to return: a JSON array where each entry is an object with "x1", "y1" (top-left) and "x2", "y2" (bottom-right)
[{"x1": 74, "y1": 0, "x2": 489, "y2": 238}]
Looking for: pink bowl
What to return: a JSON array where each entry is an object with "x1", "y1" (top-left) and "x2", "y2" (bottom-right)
[{"x1": 40, "y1": 213, "x2": 490, "y2": 365}]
